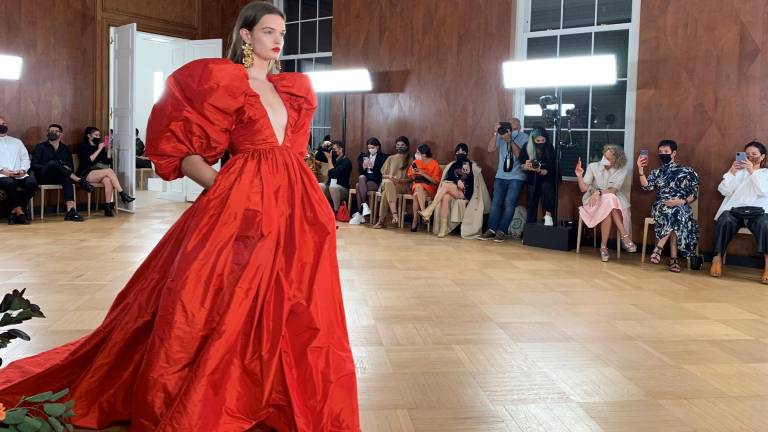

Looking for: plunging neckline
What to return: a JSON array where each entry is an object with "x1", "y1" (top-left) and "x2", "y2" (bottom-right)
[{"x1": 241, "y1": 69, "x2": 290, "y2": 147}]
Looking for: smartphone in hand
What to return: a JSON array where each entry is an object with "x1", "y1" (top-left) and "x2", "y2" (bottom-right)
[
  {"x1": 639, "y1": 149, "x2": 649, "y2": 158},
  {"x1": 736, "y1": 152, "x2": 747, "y2": 162}
]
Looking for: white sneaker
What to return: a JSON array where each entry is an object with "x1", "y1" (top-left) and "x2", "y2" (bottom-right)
[
  {"x1": 349, "y1": 213, "x2": 364, "y2": 225},
  {"x1": 544, "y1": 215, "x2": 554, "y2": 226},
  {"x1": 362, "y1": 203, "x2": 371, "y2": 216}
]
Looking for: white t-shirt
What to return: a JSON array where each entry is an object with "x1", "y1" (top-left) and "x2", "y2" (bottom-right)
[
  {"x1": 715, "y1": 168, "x2": 768, "y2": 220},
  {"x1": 0, "y1": 135, "x2": 30, "y2": 178}
]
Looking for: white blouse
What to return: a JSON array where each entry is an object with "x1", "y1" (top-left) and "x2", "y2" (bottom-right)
[
  {"x1": 582, "y1": 162, "x2": 630, "y2": 209},
  {"x1": 0, "y1": 135, "x2": 30, "y2": 178},
  {"x1": 715, "y1": 168, "x2": 768, "y2": 220}
]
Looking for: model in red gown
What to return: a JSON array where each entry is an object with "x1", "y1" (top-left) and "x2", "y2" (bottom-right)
[{"x1": 0, "y1": 58, "x2": 361, "y2": 432}]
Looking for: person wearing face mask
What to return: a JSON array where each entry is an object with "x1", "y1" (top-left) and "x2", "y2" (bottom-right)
[
  {"x1": 350, "y1": 137, "x2": 389, "y2": 225},
  {"x1": 418, "y1": 143, "x2": 476, "y2": 237},
  {"x1": 0, "y1": 115, "x2": 37, "y2": 225},
  {"x1": 136, "y1": 128, "x2": 152, "y2": 169},
  {"x1": 77, "y1": 126, "x2": 135, "y2": 217},
  {"x1": 575, "y1": 144, "x2": 636, "y2": 262},
  {"x1": 638, "y1": 139, "x2": 700, "y2": 273},
  {"x1": 406, "y1": 144, "x2": 442, "y2": 232},
  {"x1": 373, "y1": 136, "x2": 413, "y2": 228},
  {"x1": 710, "y1": 141, "x2": 768, "y2": 283},
  {"x1": 31, "y1": 124, "x2": 94, "y2": 222},
  {"x1": 319, "y1": 140, "x2": 352, "y2": 212},
  {"x1": 519, "y1": 128, "x2": 556, "y2": 226}
]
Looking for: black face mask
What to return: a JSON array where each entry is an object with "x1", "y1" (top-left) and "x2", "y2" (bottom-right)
[
  {"x1": 396, "y1": 147, "x2": 408, "y2": 154},
  {"x1": 659, "y1": 154, "x2": 672, "y2": 165},
  {"x1": 456, "y1": 153, "x2": 468, "y2": 162},
  {"x1": 93, "y1": 137, "x2": 102, "y2": 145},
  {"x1": 0, "y1": 125, "x2": 8, "y2": 134},
  {"x1": 48, "y1": 132, "x2": 60, "y2": 142}
]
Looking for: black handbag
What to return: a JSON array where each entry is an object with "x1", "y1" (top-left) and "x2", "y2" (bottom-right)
[
  {"x1": 689, "y1": 254, "x2": 704, "y2": 271},
  {"x1": 731, "y1": 206, "x2": 765, "y2": 219}
]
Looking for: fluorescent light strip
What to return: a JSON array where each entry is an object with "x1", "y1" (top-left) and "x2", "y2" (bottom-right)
[
  {"x1": 153, "y1": 71, "x2": 164, "y2": 103},
  {"x1": 305, "y1": 68, "x2": 373, "y2": 93},
  {"x1": 503, "y1": 55, "x2": 617, "y2": 89},
  {"x1": 524, "y1": 104, "x2": 576, "y2": 117},
  {"x1": 0, "y1": 55, "x2": 23, "y2": 80}
]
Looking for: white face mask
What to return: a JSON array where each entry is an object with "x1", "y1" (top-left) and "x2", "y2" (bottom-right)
[
  {"x1": 415, "y1": 152, "x2": 422, "y2": 160},
  {"x1": 599, "y1": 156, "x2": 611, "y2": 167},
  {"x1": 369, "y1": 149, "x2": 377, "y2": 156}
]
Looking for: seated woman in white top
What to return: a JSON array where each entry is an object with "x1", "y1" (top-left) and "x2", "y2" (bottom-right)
[
  {"x1": 575, "y1": 144, "x2": 637, "y2": 262},
  {"x1": 710, "y1": 141, "x2": 768, "y2": 283}
]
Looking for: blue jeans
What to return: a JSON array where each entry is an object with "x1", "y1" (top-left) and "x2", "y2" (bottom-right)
[{"x1": 487, "y1": 178, "x2": 525, "y2": 233}]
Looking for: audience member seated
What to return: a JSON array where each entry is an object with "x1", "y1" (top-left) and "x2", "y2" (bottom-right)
[
  {"x1": 77, "y1": 126, "x2": 135, "y2": 217},
  {"x1": 419, "y1": 143, "x2": 477, "y2": 237},
  {"x1": 575, "y1": 144, "x2": 637, "y2": 262},
  {"x1": 312, "y1": 135, "x2": 333, "y2": 183},
  {"x1": 481, "y1": 118, "x2": 528, "y2": 242},
  {"x1": 319, "y1": 140, "x2": 352, "y2": 213},
  {"x1": 350, "y1": 137, "x2": 389, "y2": 225},
  {"x1": 136, "y1": 128, "x2": 152, "y2": 169},
  {"x1": 31, "y1": 124, "x2": 93, "y2": 222},
  {"x1": 519, "y1": 128, "x2": 556, "y2": 226},
  {"x1": 710, "y1": 141, "x2": 768, "y2": 283},
  {"x1": 406, "y1": 144, "x2": 442, "y2": 232},
  {"x1": 638, "y1": 139, "x2": 700, "y2": 273},
  {"x1": 0, "y1": 115, "x2": 36, "y2": 225},
  {"x1": 373, "y1": 136, "x2": 413, "y2": 229}
]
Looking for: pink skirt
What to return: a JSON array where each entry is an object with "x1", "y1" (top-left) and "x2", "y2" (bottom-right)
[{"x1": 579, "y1": 193, "x2": 631, "y2": 232}]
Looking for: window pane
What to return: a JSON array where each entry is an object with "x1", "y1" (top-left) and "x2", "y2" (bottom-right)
[
  {"x1": 563, "y1": 0, "x2": 595, "y2": 29},
  {"x1": 589, "y1": 131, "x2": 625, "y2": 163},
  {"x1": 591, "y1": 80, "x2": 626, "y2": 129},
  {"x1": 594, "y1": 30, "x2": 629, "y2": 78},
  {"x1": 282, "y1": 59, "x2": 297, "y2": 73},
  {"x1": 319, "y1": 0, "x2": 332, "y2": 18},
  {"x1": 597, "y1": 0, "x2": 632, "y2": 25},
  {"x1": 300, "y1": 20, "x2": 317, "y2": 54},
  {"x1": 530, "y1": 0, "x2": 561, "y2": 31},
  {"x1": 314, "y1": 55, "x2": 332, "y2": 70},
  {"x1": 301, "y1": 0, "x2": 317, "y2": 20},
  {"x1": 524, "y1": 88, "x2": 557, "y2": 129},
  {"x1": 527, "y1": 36, "x2": 557, "y2": 59},
  {"x1": 318, "y1": 18, "x2": 332, "y2": 52},
  {"x1": 297, "y1": 58, "x2": 314, "y2": 72},
  {"x1": 558, "y1": 33, "x2": 591, "y2": 57},
  {"x1": 560, "y1": 86, "x2": 590, "y2": 129},
  {"x1": 286, "y1": 0, "x2": 300, "y2": 22},
  {"x1": 285, "y1": 23, "x2": 299, "y2": 55},
  {"x1": 315, "y1": 93, "x2": 331, "y2": 128},
  {"x1": 559, "y1": 131, "x2": 588, "y2": 177}
]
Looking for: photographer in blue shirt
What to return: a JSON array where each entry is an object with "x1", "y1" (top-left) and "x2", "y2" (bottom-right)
[{"x1": 480, "y1": 118, "x2": 528, "y2": 242}]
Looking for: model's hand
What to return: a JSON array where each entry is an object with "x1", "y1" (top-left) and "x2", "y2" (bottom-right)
[{"x1": 587, "y1": 192, "x2": 600, "y2": 207}]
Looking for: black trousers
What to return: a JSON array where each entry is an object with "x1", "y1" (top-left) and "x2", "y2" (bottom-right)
[
  {"x1": 0, "y1": 176, "x2": 37, "y2": 211},
  {"x1": 37, "y1": 162, "x2": 75, "y2": 201},
  {"x1": 713, "y1": 210, "x2": 768, "y2": 255},
  {"x1": 526, "y1": 180, "x2": 556, "y2": 223},
  {"x1": 136, "y1": 157, "x2": 152, "y2": 169}
]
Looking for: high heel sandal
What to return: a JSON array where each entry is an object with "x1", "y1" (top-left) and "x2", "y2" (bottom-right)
[
  {"x1": 668, "y1": 257, "x2": 682, "y2": 273},
  {"x1": 650, "y1": 245, "x2": 663, "y2": 264},
  {"x1": 620, "y1": 234, "x2": 637, "y2": 253},
  {"x1": 600, "y1": 247, "x2": 610, "y2": 262}
]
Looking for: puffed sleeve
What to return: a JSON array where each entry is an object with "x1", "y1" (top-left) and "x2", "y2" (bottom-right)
[
  {"x1": 269, "y1": 72, "x2": 318, "y2": 157},
  {"x1": 145, "y1": 59, "x2": 248, "y2": 181}
]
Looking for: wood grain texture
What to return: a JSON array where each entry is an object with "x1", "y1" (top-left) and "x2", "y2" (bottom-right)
[
  {"x1": 331, "y1": 0, "x2": 518, "y2": 184},
  {"x1": 632, "y1": 0, "x2": 768, "y2": 257}
]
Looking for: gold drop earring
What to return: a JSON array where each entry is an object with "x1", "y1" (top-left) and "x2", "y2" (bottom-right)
[{"x1": 242, "y1": 42, "x2": 254, "y2": 68}]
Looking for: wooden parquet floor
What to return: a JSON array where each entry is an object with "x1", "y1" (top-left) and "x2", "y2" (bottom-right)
[{"x1": 1, "y1": 192, "x2": 767, "y2": 431}]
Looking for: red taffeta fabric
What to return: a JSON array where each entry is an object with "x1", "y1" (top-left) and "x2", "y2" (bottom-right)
[{"x1": 0, "y1": 59, "x2": 361, "y2": 432}]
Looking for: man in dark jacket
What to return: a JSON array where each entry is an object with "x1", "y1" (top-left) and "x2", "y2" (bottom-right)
[{"x1": 319, "y1": 140, "x2": 352, "y2": 212}]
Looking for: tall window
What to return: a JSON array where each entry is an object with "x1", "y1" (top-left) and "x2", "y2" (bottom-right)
[
  {"x1": 279, "y1": 0, "x2": 333, "y2": 148},
  {"x1": 516, "y1": 0, "x2": 639, "y2": 178}
]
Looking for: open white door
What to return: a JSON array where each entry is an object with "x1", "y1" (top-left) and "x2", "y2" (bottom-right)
[
  {"x1": 182, "y1": 39, "x2": 223, "y2": 202},
  {"x1": 111, "y1": 24, "x2": 137, "y2": 212}
]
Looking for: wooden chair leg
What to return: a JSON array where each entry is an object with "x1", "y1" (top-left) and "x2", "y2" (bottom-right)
[
  {"x1": 617, "y1": 228, "x2": 621, "y2": 260},
  {"x1": 28, "y1": 196, "x2": 33, "y2": 221},
  {"x1": 56, "y1": 189, "x2": 60, "y2": 215},
  {"x1": 115, "y1": 190, "x2": 119, "y2": 215},
  {"x1": 40, "y1": 190, "x2": 45, "y2": 222},
  {"x1": 87, "y1": 192, "x2": 92, "y2": 217},
  {"x1": 642, "y1": 220, "x2": 650, "y2": 263}
]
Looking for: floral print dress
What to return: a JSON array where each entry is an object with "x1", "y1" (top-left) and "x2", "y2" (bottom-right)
[{"x1": 642, "y1": 162, "x2": 700, "y2": 257}]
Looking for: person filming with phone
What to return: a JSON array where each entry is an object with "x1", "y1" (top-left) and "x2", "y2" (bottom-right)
[
  {"x1": 406, "y1": 144, "x2": 442, "y2": 232},
  {"x1": 710, "y1": 141, "x2": 768, "y2": 283},
  {"x1": 637, "y1": 139, "x2": 699, "y2": 273},
  {"x1": 77, "y1": 126, "x2": 135, "y2": 217}
]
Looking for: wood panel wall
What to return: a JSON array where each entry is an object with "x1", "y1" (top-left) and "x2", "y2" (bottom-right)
[
  {"x1": 632, "y1": 0, "x2": 768, "y2": 257},
  {"x1": 331, "y1": 0, "x2": 518, "y2": 184}
]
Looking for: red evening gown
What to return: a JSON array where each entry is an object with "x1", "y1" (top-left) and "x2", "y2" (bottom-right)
[{"x1": 0, "y1": 59, "x2": 361, "y2": 432}]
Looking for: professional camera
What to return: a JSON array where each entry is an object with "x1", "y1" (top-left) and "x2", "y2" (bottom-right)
[
  {"x1": 320, "y1": 140, "x2": 332, "y2": 152},
  {"x1": 497, "y1": 121, "x2": 513, "y2": 135},
  {"x1": 531, "y1": 160, "x2": 542, "y2": 170}
]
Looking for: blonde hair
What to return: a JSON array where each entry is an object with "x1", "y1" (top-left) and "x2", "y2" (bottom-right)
[{"x1": 603, "y1": 144, "x2": 627, "y2": 169}]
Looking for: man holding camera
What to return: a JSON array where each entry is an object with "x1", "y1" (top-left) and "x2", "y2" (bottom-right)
[{"x1": 481, "y1": 118, "x2": 528, "y2": 242}]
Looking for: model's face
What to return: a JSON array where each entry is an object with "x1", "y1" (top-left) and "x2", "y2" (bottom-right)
[
  {"x1": 746, "y1": 146, "x2": 765, "y2": 166},
  {"x1": 240, "y1": 14, "x2": 286, "y2": 62}
]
